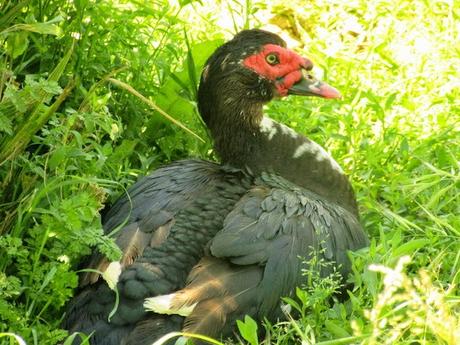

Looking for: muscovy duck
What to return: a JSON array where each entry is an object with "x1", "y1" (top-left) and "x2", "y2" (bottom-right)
[{"x1": 63, "y1": 29, "x2": 368, "y2": 344}]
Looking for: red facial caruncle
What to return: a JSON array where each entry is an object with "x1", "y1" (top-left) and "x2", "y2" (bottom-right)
[{"x1": 243, "y1": 44, "x2": 313, "y2": 96}]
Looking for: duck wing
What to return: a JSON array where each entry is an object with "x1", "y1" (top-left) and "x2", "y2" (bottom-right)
[
  {"x1": 156, "y1": 173, "x2": 368, "y2": 338},
  {"x1": 63, "y1": 159, "x2": 251, "y2": 345}
]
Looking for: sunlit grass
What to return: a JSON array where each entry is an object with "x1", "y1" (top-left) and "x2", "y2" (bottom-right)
[
  {"x1": 362, "y1": 257, "x2": 459, "y2": 345},
  {"x1": 253, "y1": 0, "x2": 459, "y2": 344}
]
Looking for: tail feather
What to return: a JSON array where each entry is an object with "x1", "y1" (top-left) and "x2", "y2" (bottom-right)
[{"x1": 145, "y1": 257, "x2": 264, "y2": 339}]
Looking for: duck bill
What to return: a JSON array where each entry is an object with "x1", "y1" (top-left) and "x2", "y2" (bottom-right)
[{"x1": 288, "y1": 75, "x2": 341, "y2": 99}]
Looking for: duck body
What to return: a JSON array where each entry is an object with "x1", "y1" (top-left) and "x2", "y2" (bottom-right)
[{"x1": 63, "y1": 29, "x2": 368, "y2": 344}]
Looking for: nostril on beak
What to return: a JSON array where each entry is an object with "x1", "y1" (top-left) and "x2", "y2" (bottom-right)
[{"x1": 303, "y1": 58, "x2": 314, "y2": 71}]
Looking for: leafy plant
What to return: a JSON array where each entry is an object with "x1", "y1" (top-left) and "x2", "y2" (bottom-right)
[{"x1": 237, "y1": 316, "x2": 260, "y2": 345}]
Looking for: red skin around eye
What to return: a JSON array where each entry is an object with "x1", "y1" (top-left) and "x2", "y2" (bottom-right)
[{"x1": 243, "y1": 44, "x2": 312, "y2": 96}]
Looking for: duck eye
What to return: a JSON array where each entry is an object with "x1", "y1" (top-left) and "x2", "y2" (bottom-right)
[{"x1": 265, "y1": 53, "x2": 279, "y2": 65}]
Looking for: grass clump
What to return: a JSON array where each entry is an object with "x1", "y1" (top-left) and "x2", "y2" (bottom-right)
[{"x1": 362, "y1": 256, "x2": 459, "y2": 345}]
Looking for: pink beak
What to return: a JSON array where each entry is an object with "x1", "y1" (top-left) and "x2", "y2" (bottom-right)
[{"x1": 288, "y1": 74, "x2": 341, "y2": 99}]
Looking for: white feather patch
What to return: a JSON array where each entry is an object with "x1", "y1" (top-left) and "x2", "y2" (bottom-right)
[
  {"x1": 144, "y1": 293, "x2": 197, "y2": 317},
  {"x1": 102, "y1": 261, "x2": 122, "y2": 290}
]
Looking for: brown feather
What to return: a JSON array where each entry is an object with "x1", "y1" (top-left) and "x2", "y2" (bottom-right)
[
  {"x1": 118, "y1": 224, "x2": 153, "y2": 267},
  {"x1": 150, "y1": 219, "x2": 174, "y2": 247},
  {"x1": 80, "y1": 218, "x2": 174, "y2": 287},
  {"x1": 168, "y1": 257, "x2": 241, "y2": 308},
  {"x1": 171, "y1": 257, "x2": 263, "y2": 338},
  {"x1": 79, "y1": 257, "x2": 110, "y2": 286}
]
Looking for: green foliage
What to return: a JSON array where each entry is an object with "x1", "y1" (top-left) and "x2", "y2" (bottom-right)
[
  {"x1": 0, "y1": 0, "x2": 458, "y2": 344},
  {"x1": 237, "y1": 316, "x2": 260, "y2": 345},
  {"x1": 0, "y1": 0, "x2": 212, "y2": 343}
]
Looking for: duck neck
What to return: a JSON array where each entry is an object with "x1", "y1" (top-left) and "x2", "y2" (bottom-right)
[{"x1": 204, "y1": 100, "x2": 358, "y2": 215}]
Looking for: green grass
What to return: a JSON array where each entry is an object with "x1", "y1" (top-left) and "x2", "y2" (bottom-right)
[{"x1": 0, "y1": 0, "x2": 459, "y2": 344}]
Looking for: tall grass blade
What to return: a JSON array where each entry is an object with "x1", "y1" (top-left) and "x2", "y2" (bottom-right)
[{"x1": 107, "y1": 78, "x2": 205, "y2": 143}]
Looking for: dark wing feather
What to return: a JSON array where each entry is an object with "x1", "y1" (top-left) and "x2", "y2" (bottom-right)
[
  {"x1": 175, "y1": 173, "x2": 368, "y2": 338},
  {"x1": 79, "y1": 160, "x2": 222, "y2": 288},
  {"x1": 208, "y1": 173, "x2": 368, "y2": 318}
]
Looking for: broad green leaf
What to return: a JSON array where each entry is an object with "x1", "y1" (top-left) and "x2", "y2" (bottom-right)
[
  {"x1": 324, "y1": 320, "x2": 351, "y2": 338},
  {"x1": 236, "y1": 315, "x2": 259, "y2": 345},
  {"x1": 391, "y1": 239, "x2": 432, "y2": 258},
  {"x1": 1, "y1": 16, "x2": 63, "y2": 36},
  {"x1": 6, "y1": 31, "x2": 29, "y2": 58}
]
